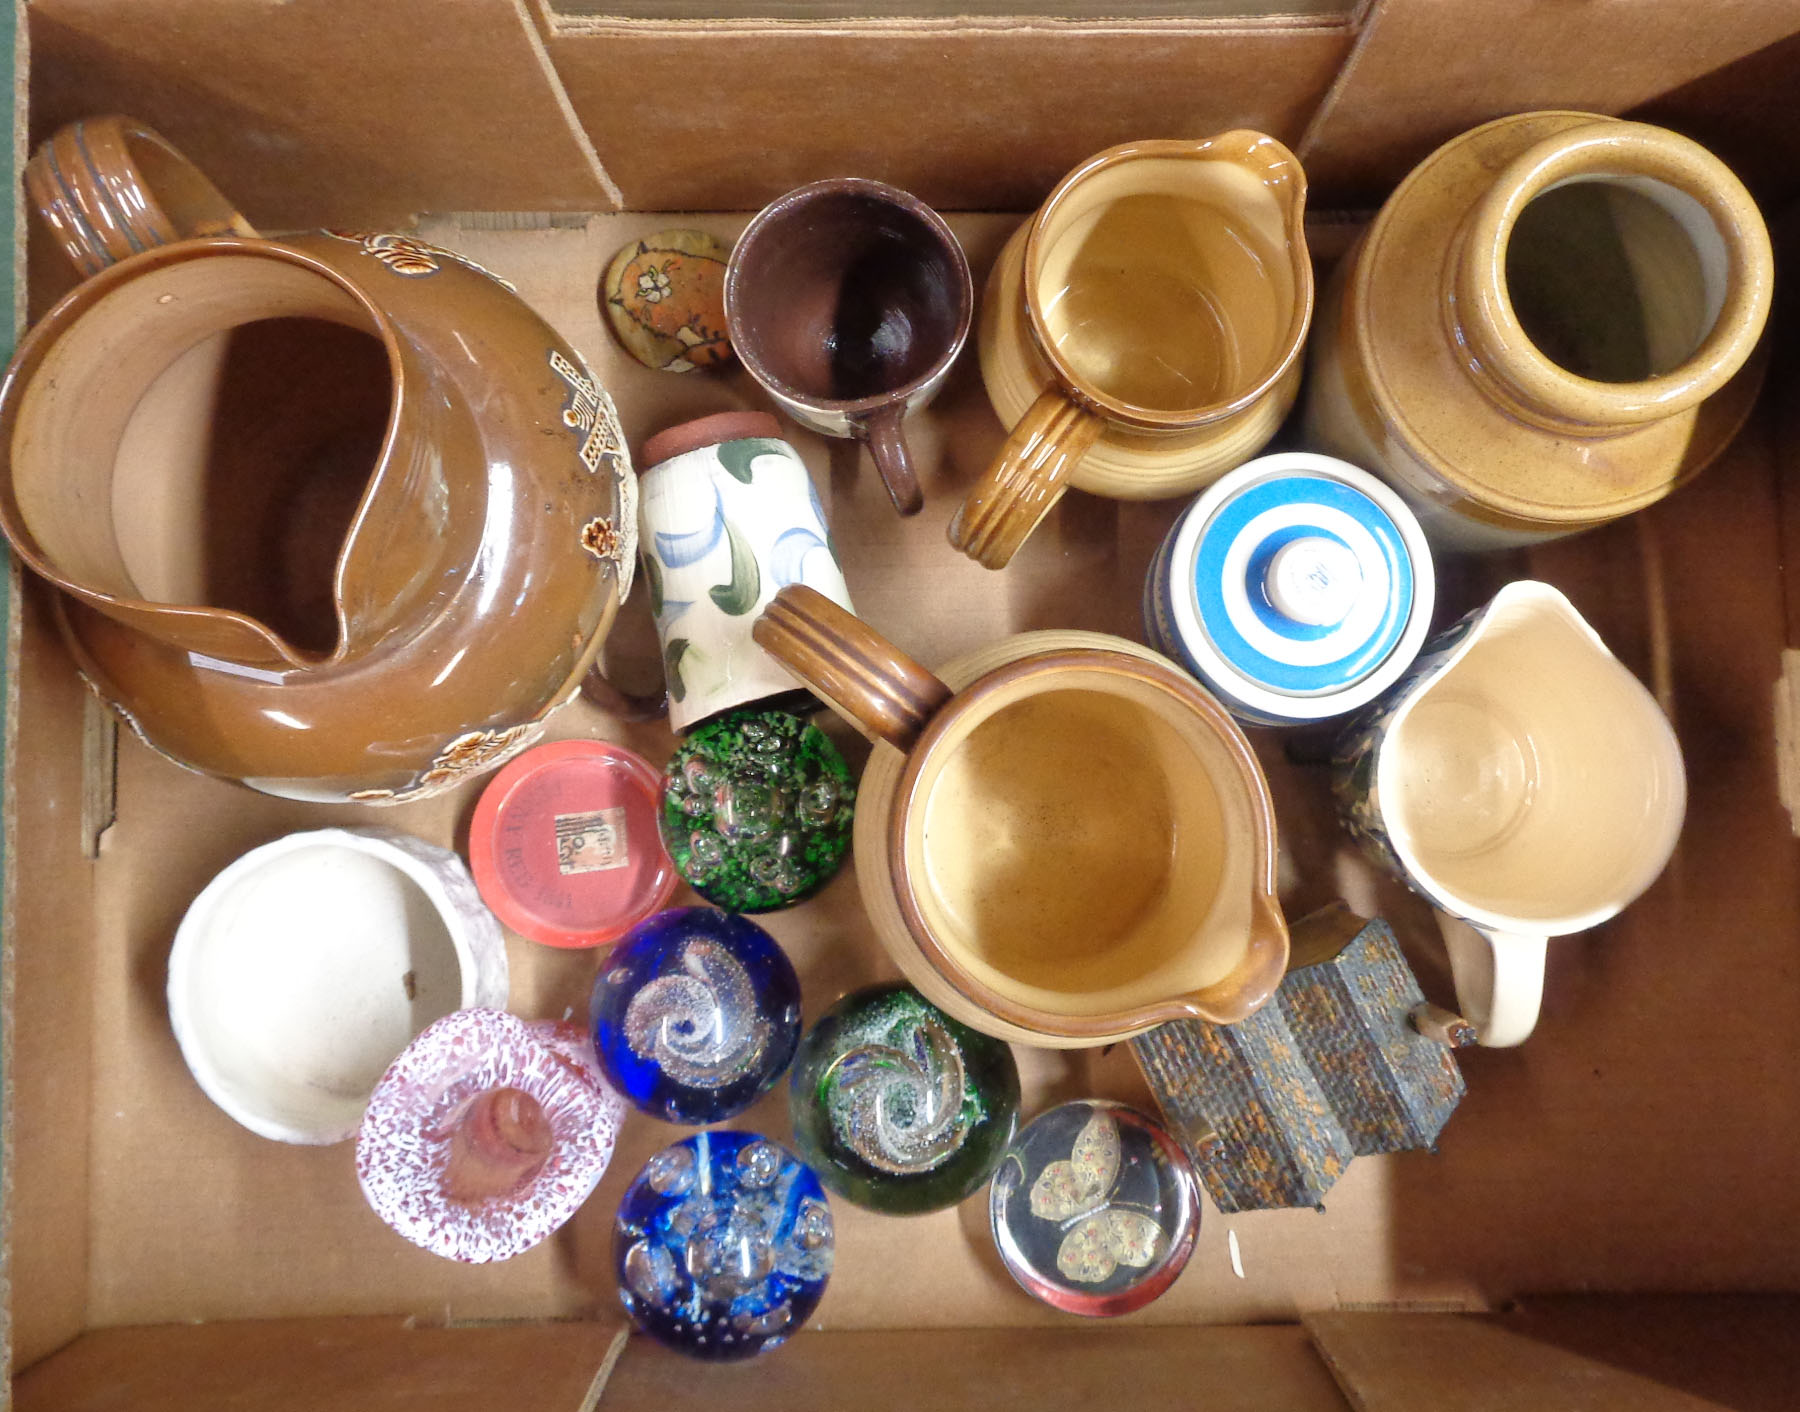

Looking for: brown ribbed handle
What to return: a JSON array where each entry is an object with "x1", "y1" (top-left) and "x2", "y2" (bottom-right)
[
  {"x1": 752, "y1": 585, "x2": 952, "y2": 749},
  {"x1": 24, "y1": 116, "x2": 255, "y2": 278},
  {"x1": 947, "y1": 387, "x2": 1102, "y2": 569}
]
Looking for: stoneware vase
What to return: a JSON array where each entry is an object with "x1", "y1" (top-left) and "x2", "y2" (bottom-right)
[
  {"x1": 1333, "y1": 581, "x2": 1686, "y2": 1047},
  {"x1": 3, "y1": 116, "x2": 636, "y2": 801},
  {"x1": 953, "y1": 133, "x2": 1311, "y2": 569},
  {"x1": 753, "y1": 585, "x2": 1289, "y2": 1048},
  {"x1": 167, "y1": 827, "x2": 510, "y2": 1145},
  {"x1": 1303, "y1": 112, "x2": 1774, "y2": 550}
]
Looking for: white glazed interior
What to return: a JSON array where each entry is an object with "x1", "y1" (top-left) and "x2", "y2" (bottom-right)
[
  {"x1": 1377, "y1": 582, "x2": 1686, "y2": 932},
  {"x1": 166, "y1": 827, "x2": 509, "y2": 1144}
]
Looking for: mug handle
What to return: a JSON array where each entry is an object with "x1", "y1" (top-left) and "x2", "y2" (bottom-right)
[
  {"x1": 1435, "y1": 913, "x2": 1549, "y2": 1048},
  {"x1": 24, "y1": 115, "x2": 255, "y2": 278},
  {"x1": 947, "y1": 387, "x2": 1102, "y2": 569},
  {"x1": 752, "y1": 585, "x2": 952, "y2": 750},
  {"x1": 857, "y1": 404, "x2": 925, "y2": 517}
]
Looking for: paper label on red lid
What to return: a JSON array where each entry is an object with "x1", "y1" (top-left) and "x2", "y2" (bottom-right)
[{"x1": 555, "y1": 808, "x2": 629, "y2": 876}]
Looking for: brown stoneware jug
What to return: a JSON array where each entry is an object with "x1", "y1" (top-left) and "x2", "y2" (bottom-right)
[{"x1": 3, "y1": 117, "x2": 636, "y2": 802}]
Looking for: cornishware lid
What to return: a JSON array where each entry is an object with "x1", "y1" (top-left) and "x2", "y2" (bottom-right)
[
  {"x1": 1169, "y1": 453, "x2": 1434, "y2": 720},
  {"x1": 469, "y1": 739, "x2": 677, "y2": 948}
]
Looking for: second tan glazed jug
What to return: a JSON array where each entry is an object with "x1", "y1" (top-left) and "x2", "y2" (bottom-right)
[
  {"x1": 1304, "y1": 112, "x2": 1774, "y2": 550},
  {"x1": 3, "y1": 118, "x2": 636, "y2": 802}
]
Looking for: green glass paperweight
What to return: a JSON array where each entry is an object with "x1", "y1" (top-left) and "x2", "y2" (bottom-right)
[
  {"x1": 788, "y1": 983, "x2": 1021, "y2": 1214},
  {"x1": 660, "y1": 709, "x2": 855, "y2": 913}
]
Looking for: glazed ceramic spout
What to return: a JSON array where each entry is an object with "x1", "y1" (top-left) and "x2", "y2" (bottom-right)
[
  {"x1": 0, "y1": 117, "x2": 635, "y2": 802},
  {"x1": 951, "y1": 131, "x2": 1311, "y2": 569}
]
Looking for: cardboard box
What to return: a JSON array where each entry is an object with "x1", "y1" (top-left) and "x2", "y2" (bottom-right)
[{"x1": 9, "y1": 3, "x2": 1800, "y2": 1407}]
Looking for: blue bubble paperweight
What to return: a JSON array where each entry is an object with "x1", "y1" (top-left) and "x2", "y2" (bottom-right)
[
  {"x1": 614, "y1": 1131, "x2": 834, "y2": 1360},
  {"x1": 590, "y1": 906, "x2": 802, "y2": 1124}
]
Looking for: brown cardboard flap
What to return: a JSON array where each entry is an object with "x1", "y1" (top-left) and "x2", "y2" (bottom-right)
[
  {"x1": 1308, "y1": 1297, "x2": 1800, "y2": 1411},
  {"x1": 6, "y1": 574, "x2": 102, "y2": 1372},
  {"x1": 1299, "y1": 0, "x2": 1800, "y2": 202},
  {"x1": 603, "y1": 1325, "x2": 1352, "y2": 1410},
  {"x1": 26, "y1": 0, "x2": 618, "y2": 230},
  {"x1": 15, "y1": 1317, "x2": 624, "y2": 1412},
  {"x1": 535, "y1": 9, "x2": 1353, "y2": 211}
]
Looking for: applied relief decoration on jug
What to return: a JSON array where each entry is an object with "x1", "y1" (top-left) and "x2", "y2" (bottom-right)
[
  {"x1": 349, "y1": 721, "x2": 547, "y2": 805},
  {"x1": 323, "y1": 230, "x2": 520, "y2": 290}
]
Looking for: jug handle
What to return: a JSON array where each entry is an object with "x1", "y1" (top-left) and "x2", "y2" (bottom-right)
[
  {"x1": 24, "y1": 115, "x2": 256, "y2": 278},
  {"x1": 855, "y1": 403, "x2": 925, "y2": 517},
  {"x1": 1436, "y1": 913, "x2": 1548, "y2": 1048},
  {"x1": 753, "y1": 585, "x2": 952, "y2": 750},
  {"x1": 947, "y1": 387, "x2": 1102, "y2": 569}
]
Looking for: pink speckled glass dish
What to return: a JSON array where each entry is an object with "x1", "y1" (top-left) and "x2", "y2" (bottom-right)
[{"x1": 356, "y1": 1008, "x2": 627, "y2": 1263}]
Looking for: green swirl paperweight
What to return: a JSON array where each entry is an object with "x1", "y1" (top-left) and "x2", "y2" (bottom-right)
[
  {"x1": 660, "y1": 709, "x2": 855, "y2": 913},
  {"x1": 788, "y1": 983, "x2": 1021, "y2": 1215}
]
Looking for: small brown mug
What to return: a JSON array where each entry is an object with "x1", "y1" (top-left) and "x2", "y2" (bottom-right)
[
  {"x1": 752, "y1": 585, "x2": 1290, "y2": 1047},
  {"x1": 725, "y1": 178, "x2": 973, "y2": 517}
]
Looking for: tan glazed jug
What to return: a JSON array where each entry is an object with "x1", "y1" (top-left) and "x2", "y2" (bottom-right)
[
  {"x1": 753, "y1": 585, "x2": 1290, "y2": 1048},
  {"x1": 1304, "y1": 112, "x2": 1774, "y2": 549},
  {"x1": 2, "y1": 118, "x2": 636, "y2": 802}
]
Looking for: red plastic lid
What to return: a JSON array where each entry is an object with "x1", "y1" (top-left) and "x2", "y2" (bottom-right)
[{"x1": 468, "y1": 739, "x2": 677, "y2": 949}]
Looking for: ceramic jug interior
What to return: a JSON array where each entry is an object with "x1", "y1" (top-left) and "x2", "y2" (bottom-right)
[
  {"x1": 753, "y1": 586, "x2": 1289, "y2": 1046},
  {"x1": 956, "y1": 133, "x2": 1311, "y2": 570},
  {"x1": 1, "y1": 117, "x2": 634, "y2": 801},
  {"x1": 1372, "y1": 582, "x2": 1686, "y2": 1045}
]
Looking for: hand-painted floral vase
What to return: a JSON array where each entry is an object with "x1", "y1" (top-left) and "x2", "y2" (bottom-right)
[
  {"x1": 5, "y1": 117, "x2": 634, "y2": 801},
  {"x1": 660, "y1": 708, "x2": 855, "y2": 912},
  {"x1": 637, "y1": 411, "x2": 853, "y2": 733},
  {"x1": 1303, "y1": 112, "x2": 1774, "y2": 549},
  {"x1": 788, "y1": 983, "x2": 1021, "y2": 1214},
  {"x1": 590, "y1": 907, "x2": 802, "y2": 1123},
  {"x1": 989, "y1": 1099, "x2": 1200, "y2": 1316},
  {"x1": 356, "y1": 1009, "x2": 626, "y2": 1264},
  {"x1": 614, "y1": 1131, "x2": 834, "y2": 1360}
]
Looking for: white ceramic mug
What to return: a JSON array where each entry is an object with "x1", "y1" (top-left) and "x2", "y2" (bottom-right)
[{"x1": 1333, "y1": 581, "x2": 1685, "y2": 1047}]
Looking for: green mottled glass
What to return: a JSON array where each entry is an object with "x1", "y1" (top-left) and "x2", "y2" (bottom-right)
[
  {"x1": 659, "y1": 709, "x2": 854, "y2": 913},
  {"x1": 789, "y1": 984, "x2": 1021, "y2": 1215}
]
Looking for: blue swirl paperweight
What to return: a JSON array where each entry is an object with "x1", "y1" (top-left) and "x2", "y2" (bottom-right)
[
  {"x1": 614, "y1": 1131, "x2": 834, "y2": 1360},
  {"x1": 590, "y1": 906, "x2": 802, "y2": 1124}
]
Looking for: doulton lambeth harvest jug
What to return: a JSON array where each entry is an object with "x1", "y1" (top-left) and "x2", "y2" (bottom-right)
[{"x1": 2, "y1": 118, "x2": 635, "y2": 802}]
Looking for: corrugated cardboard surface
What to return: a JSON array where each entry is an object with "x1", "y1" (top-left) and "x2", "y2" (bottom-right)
[
  {"x1": 27, "y1": 0, "x2": 618, "y2": 229},
  {"x1": 12, "y1": 207, "x2": 1798, "y2": 1375},
  {"x1": 1299, "y1": 0, "x2": 1800, "y2": 202},
  {"x1": 533, "y1": 8, "x2": 1353, "y2": 212},
  {"x1": 12, "y1": 8, "x2": 1800, "y2": 1408}
]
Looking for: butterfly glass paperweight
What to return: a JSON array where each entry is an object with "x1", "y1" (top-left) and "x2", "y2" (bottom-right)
[
  {"x1": 660, "y1": 709, "x2": 855, "y2": 913},
  {"x1": 614, "y1": 1131, "x2": 834, "y2": 1360},
  {"x1": 590, "y1": 906, "x2": 802, "y2": 1123},
  {"x1": 989, "y1": 1099, "x2": 1200, "y2": 1316},
  {"x1": 789, "y1": 983, "x2": 1021, "y2": 1214},
  {"x1": 356, "y1": 1008, "x2": 627, "y2": 1263}
]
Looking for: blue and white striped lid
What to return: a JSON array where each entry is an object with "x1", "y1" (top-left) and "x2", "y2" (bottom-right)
[{"x1": 1152, "y1": 454, "x2": 1435, "y2": 724}]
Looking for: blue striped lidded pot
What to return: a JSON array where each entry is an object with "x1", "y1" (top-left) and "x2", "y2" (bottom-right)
[{"x1": 1143, "y1": 452, "x2": 1435, "y2": 726}]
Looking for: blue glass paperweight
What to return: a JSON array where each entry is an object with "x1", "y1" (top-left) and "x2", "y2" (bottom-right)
[
  {"x1": 590, "y1": 906, "x2": 802, "y2": 1123},
  {"x1": 614, "y1": 1131, "x2": 834, "y2": 1360}
]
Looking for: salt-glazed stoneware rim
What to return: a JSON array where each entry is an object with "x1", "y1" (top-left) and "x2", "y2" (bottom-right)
[
  {"x1": 723, "y1": 175, "x2": 975, "y2": 417},
  {"x1": 1453, "y1": 117, "x2": 1774, "y2": 430},
  {"x1": 886, "y1": 646, "x2": 1289, "y2": 1042},
  {"x1": 167, "y1": 827, "x2": 510, "y2": 1145},
  {"x1": 1021, "y1": 133, "x2": 1313, "y2": 432}
]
